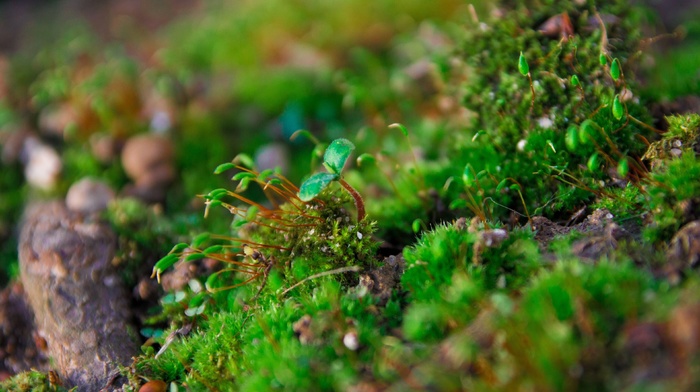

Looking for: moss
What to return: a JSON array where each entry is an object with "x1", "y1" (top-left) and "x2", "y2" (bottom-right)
[
  {"x1": 0, "y1": 370, "x2": 69, "y2": 392},
  {"x1": 452, "y1": 0, "x2": 654, "y2": 220},
  {"x1": 644, "y1": 152, "x2": 700, "y2": 243}
]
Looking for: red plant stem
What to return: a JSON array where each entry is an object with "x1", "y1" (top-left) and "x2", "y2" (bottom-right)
[{"x1": 339, "y1": 178, "x2": 366, "y2": 221}]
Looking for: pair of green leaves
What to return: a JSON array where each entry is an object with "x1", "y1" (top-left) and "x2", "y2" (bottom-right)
[{"x1": 298, "y1": 138, "x2": 355, "y2": 201}]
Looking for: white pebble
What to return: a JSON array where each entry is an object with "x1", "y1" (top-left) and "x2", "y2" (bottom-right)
[
  {"x1": 343, "y1": 331, "x2": 359, "y2": 351},
  {"x1": 25, "y1": 144, "x2": 62, "y2": 190}
]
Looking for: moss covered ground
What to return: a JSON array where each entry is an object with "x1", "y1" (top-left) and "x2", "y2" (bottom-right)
[{"x1": 2, "y1": 0, "x2": 700, "y2": 390}]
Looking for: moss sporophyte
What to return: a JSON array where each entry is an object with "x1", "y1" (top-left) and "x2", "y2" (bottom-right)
[{"x1": 152, "y1": 143, "x2": 376, "y2": 299}]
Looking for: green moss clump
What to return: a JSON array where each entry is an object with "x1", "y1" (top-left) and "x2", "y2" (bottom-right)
[
  {"x1": 450, "y1": 0, "x2": 654, "y2": 220},
  {"x1": 400, "y1": 222, "x2": 540, "y2": 342},
  {"x1": 0, "y1": 370, "x2": 68, "y2": 392},
  {"x1": 640, "y1": 114, "x2": 700, "y2": 243},
  {"x1": 645, "y1": 154, "x2": 700, "y2": 243}
]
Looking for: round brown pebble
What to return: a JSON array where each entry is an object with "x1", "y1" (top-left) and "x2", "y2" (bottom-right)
[
  {"x1": 139, "y1": 380, "x2": 167, "y2": 392},
  {"x1": 66, "y1": 177, "x2": 115, "y2": 214},
  {"x1": 121, "y1": 134, "x2": 175, "y2": 188}
]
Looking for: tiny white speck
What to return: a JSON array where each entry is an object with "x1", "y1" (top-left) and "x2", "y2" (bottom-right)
[
  {"x1": 343, "y1": 332, "x2": 359, "y2": 351},
  {"x1": 357, "y1": 232, "x2": 363, "y2": 240},
  {"x1": 537, "y1": 117, "x2": 553, "y2": 129},
  {"x1": 517, "y1": 139, "x2": 527, "y2": 151}
]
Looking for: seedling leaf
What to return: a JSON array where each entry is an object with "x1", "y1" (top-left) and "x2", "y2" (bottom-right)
[
  {"x1": 324, "y1": 138, "x2": 355, "y2": 174},
  {"x1": 298, "y1": 172, "x2": 338, "y2": 201}
]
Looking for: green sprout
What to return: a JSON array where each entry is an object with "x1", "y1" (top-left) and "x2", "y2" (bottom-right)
[{"x1": 298, "y1": 138, "x2": 366, "y2": 221}]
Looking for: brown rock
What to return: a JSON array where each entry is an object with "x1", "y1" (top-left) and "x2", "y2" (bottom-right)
[{"x1": 19, "y1": 202, "x2": 138, "y2": 390}]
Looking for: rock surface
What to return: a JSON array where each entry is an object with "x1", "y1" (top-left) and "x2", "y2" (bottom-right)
[
  {"x1": 18, "y1": 202, "x2": 138, "y2": 390},
  {"x1": 0, "y1": 282, "x2": 48, "y2": 379}
]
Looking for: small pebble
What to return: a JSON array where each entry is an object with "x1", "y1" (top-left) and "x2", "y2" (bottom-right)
[
  {"x1": 121, "y1": 134, "x2": 175, "y2": 188},
  {"x1": 24, "y1": 143, "x2": 62, "y2": 190},
  {"x1": 343, "y1": 331, "x2": 359, "y2": 351},
  {"x1": 66, "y1": 178, "x2": 115, "y2": 214},
  {"x1": 139, "y1": 380, "x2": 167, "y2": 392},
  {"x1": 90, "y1": 133, "x2": 117, "y2": 163}
]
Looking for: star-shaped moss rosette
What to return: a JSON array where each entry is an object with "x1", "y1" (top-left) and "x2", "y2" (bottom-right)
[{"x1": 298, "y1": 138, "x2": 366, "y2": 221}]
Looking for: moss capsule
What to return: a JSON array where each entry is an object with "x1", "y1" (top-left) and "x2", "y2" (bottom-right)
[
  {"x1": 571, "y1": 74, "x2": 580, "y2": 87},
  {"x1": 617, "y1": 157, "x2": 629, "y2": 178},
  {"x1": 518, "y1": 51, "x2": 529, "y2": 76},
  {"x1": 463, "y1": 164, "x2": 475, "y2": 187},
  {"x1": 611, "y1": 58, "x2": 621, "y2": 81},
  {"x1": 599, "y1": 53, "x2": 607, "y2": 66},
  {"x1": 579, "y1": 121, "x2": 596, "y2": 145},
  {"x1": 565, "y1": 125, "x2": 579, "y2": 151},
  {"x1": 587, "y1": 153, "x2": 601, "y2": 172},
  {"x1": 612, "y1": 94, "x2": 624, "y2": 120}
]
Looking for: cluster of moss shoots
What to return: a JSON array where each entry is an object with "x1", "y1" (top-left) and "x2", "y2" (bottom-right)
[{"x1": 152, "y1": 138, "x2": 375, "y2": 306}]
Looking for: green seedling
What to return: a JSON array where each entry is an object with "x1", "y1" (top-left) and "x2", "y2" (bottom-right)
[
  {"x1": 519, "y1": 51, "x2": 536, "y2": 112},
  {"x1": 298, "y1": 138, "x2": 366, "y2": 221}
]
